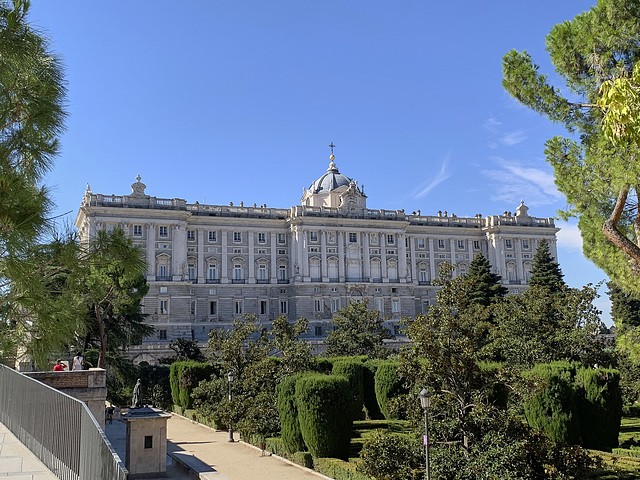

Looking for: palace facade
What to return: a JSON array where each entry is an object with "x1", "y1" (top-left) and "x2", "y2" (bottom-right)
[{"x1": 75, "y1": 152, "x2": 559, "y2": 355}]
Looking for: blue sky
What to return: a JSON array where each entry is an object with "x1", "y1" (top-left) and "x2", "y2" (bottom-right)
[{"x1": 27, "y1": 1, "x2": 612, "y2": 323}]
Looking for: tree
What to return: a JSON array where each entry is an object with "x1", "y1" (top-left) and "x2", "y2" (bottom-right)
[
  {"x1": 168, "y1": 338, "x2": 205, "y2": 362},
  {"x1": 324, "y1": 300, "x2": 394, "y2": 358},
  {"x1": 465, "y1": 252, "x2": 507, "y2": 306},
  {"x1": 77, "y1": 228, "x2": 150, "y2": 368},
  {"x1": 502, "y1": 0, "x2": 640, "y2": 291},
  {"x1": 528, "y1": 240, "x2": 565, "y2": 293},
  {"x1": 270, "y1": 315, "x2": 312, "y2": 375}
]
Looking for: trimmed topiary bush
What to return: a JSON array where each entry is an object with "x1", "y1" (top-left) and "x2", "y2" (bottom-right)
[
  {"x1": 524, "y1": 362, "x2": 580, "y2": 444},
  {"x1": 332, "y1": 360, "x2": 365, "y2": 420},
  {"x1": 374, "y1": 361, "x2": 405, "y2": 420},
  {"x1": 295, "y1": 373, "x2": 352, "y2": 459},
  {"x1": 362, "y1": 359, "x2": 384, "y2": 419},
  {"x1": 576, "y1": 366, "x2": 622, "y2": 448},
  {"x1": 169, "y1": 361, "x2": 214, "y2": 410},
  {"x1": 276, "y1": 374, "x2": 306, "y2": 454}
]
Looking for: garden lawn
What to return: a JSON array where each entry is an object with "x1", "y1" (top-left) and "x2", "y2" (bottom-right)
[{"x1": 591, "y1": 416, "x2": 640, "y2": 479}]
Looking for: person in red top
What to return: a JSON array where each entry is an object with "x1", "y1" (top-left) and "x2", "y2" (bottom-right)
[{"x1": 53, "y1": 360, "x2": 67, "y2": 371}]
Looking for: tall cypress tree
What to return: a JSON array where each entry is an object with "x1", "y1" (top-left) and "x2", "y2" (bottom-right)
[
  {"x1": 529, "y1": 239, "x2": 565, "y2": 293},
  {"x1": 466, "y1": 253, "x2": 507, "y2": 306},
  {"x1": 608, "y1": 281, "x2": 640, "y2": 329}
]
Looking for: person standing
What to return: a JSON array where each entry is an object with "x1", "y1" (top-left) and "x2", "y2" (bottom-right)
[
  {"x1": 53, "y1": 360, "x2": 66, "y2": 371},
  {"x1": 72, "y1": 352, "x2": 84, "y2": 371}
]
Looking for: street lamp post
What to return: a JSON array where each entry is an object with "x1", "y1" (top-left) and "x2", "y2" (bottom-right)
[
  {"x1": 227, "y1": 371, "x2": 234, "y2": 442},
  {"x1": 419, "y1": 388, "x2": 431, "y2": 480}
]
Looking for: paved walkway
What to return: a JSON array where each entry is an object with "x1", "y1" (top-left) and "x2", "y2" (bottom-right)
[
  {"x1": 0, "y1": 422, "x2": 57, "y2": 480},
  {"x1": 105, "y1": 413, "x2": 330, "y2": 480}
]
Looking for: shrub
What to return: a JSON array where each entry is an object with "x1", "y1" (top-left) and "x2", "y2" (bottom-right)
[
  {"x1": 576, "y1": 365, "x2": 622, "y2": 448},
  {"x1": 315, "y1": 457, "x2": 370, "y2": 480},
  {"x1": 358, "y1": 430, "x2": 424, "y2": 480},
  {"x1": 523, "y1": 362, "x2": 580, "y2": 444},
  {"x1": 169, "y1": 361, "x2": 214, "y2": 410},
  {"x1": 374, "y1": 361, "x2": 405, "y2": 420},
  {"x1": 362, "y1": 359, "x2": 384, "y2": 419},
  {"x1": 332, "y1": 360, "x2": 365, "y2": 420},
  {"x1": 276, "y1": 374, "x2": 306, "y2": 454},
  {"x1": 291, "y1": 451, "x2": 314, "y2": 469},
  {"x1": 295, "y1": 373, "x2": 352, "y2": 459}
]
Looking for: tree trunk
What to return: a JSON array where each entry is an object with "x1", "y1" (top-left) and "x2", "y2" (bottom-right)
[
  {"x1": 602, "y1": 187, "x2": 640, "y2": 267},
  {"x1": 95, "y1": 304, "x2": 106, "y2": 368}
]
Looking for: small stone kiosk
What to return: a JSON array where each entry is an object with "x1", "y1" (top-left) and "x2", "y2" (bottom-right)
[{"x1": 123, "y1": 380, "x2": 170, "y2": 478}]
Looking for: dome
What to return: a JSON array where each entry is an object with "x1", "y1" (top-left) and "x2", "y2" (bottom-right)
[{"x1": 309, "y1": 159, "x2": 353, "y2": 194}]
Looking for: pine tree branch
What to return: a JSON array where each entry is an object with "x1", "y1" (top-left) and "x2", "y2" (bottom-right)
[{"x1": 602, "y1": 186, "x2": 640, "y2": 265}]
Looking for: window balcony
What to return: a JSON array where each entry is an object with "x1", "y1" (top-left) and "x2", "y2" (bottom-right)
[
  {"x1": 329, "y1": 278, "x2": 340, "y2": 283},
  {"x1": 232, "y1": 279, "x2": 246, "y2": 284},
  {"x1": 346, "y1": 277, "x2": 363, "y2": 282},
  {"x1": 256, "y1": 279, "x2": 270, "y2": 284},
  {"x1": 388, "y1": 278, "x2": 400, "y2": 283},
  {"x1": 418, "y1": 280, "x2": 430, "y2": 285},
  {"x1": 277, "y1": 279, "x2": 289, "y2": 284},
  {"x1": 370, "y1": 278, "x2": 382, "y2": 283},
  {"x1": 155, "y1": 276, "x2": 172, "y2": 282},
  {"x1": 206, "y1": 279, "x2": 220, "y2": 284},
  {"x1": 310, "y1": 277, "x2": 322, "y2": 282}
]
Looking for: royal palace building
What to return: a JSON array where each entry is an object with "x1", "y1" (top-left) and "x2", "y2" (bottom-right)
[{"x1": 75, "y1": 151, "x2": 559, "y2": 358}]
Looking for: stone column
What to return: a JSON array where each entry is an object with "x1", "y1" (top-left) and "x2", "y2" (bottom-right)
[
  {"x1": 363, "y1": 232, "x2": 370, "y2": 281},
  {"x1": 321, "y1": 231, "x2": 328, "y2": 281},
  {"x1": 338, "y1": 231, "x2": 345, "y2": 281},
  {"x1": 172, "y1": 225, "x2": 187, "y2": 282},
  {"x1": 449, "y1": 239, "x2": 457, "y2": 269},
  {"x1": 302, "y1": 230, "x2": 309, "y2": 279},
  {"x1": 197, "y1": 229, "x2": 205, "y2": 284},
  {"x1": 410, "y1": 237, "x2": 417, "y2": 283},
  {"x1": 248, "y1": 232, "x2": 255, "y2": 283},
  {"x1": 221, "y1": 231, "x2": 228, "y2": 282},
  {"x1": 381, "y1": 234, "x2": 388, "y2": 281},
  {"x1": 146, "y1": 224, "x2": 156, "y2": 282},
  {"x1": 428, "y1": 238, "x2": 436, "y2": 280},
  {"x1": 515, "y1": 238, "x2": 524, "y2": 283},
  {"x1": 270, "y1": 233, "x2": 277, "y2": 281},
  {"x1": 398, "y1": 234, "x2": 407, "y2": 282}
]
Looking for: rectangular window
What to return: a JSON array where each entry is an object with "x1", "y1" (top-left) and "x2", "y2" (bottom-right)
[
  {"x1": 208, "y1": 231, "x2": 217, "y2": 242},
  {"x1": 314, "y1": 325, "x2": 322, "y2": 336},
  {"x1": 234, "y1": 264, "x2": 243, "y2": 280},
  {"x1": 278, "y1": 265, "x2": 287, "y2": 281},
  {"x1": 331, "y1": 298, "x2": 340, "y2": 312},
  {"x1": 208, "y1": 264, "x2": 217, "y2": 280},
  {"x1": 349, "y1": 232, "x2": 357, "y2": 243},
  {"x1": 260, "y1": 300, "x2": 268, "y2": 315},
  {"x1": 386, "y1": 249, "x2": 397, "y2": 255},
  {"x1": 505, "y1": 239, "x2": 513, "y2": 249},
  {"x1": 417, "y1": 238, "x2": 425, "y2": 249},
  {"x1": 159, "y1": 300, "x2": 168, "y2": 315},
  {"x1": 392, "y1": 299, "x2": 400, "y2": 313},
  {"x1": 159, "y1": 226, "x2": 168, "y2": 237},
  {"x1": 280, "y1": 300, "x2": 288, "y2": 314},
  {"x1": 258, "y1": 232, "x2": 266, "y2": 244},
  {"x1": 233, "y1": 248, "x2": 242, "y2": 253},
  {"x1": 314, "y1": 299, "x2": 322, "y2": 313},
  {"x1": 457, "y1": 240, "x2": 464, "y2": 249},
  {"x1": 159, "y1": 329, "x2": 167, "y2": 340},
  {"x1": 187, "y1": 230, "x2": 195, "y2": 241},
  {"x1": 419, "y1": 270, "x2": 428, "y2": 282},
  {"x1": 233, "y1": 232, "x2": 242, "y2": 243},
  {"x1": 473, "y1": 240, "x2": 480, "y2": 249},
  {"x1": 370, "y1": 248, "x2": 380, "y2": 255},
  {"x1": 209, "y1": 301, "x2": 217, "y2": 315},
  {"x1": 187, "y1": 264, "x2": 195, "y2": 280},
  {"x1": 375, "y1": 298, "x2": 383, "y2": 313},
  {"x1": 278, "y1": 233, "x2": 286, "y2": 244},
  {"x1": 278, "y1": 249, "x2": 286, "y2": 255},
  {"x1": 144, "y1": 435, "x2": 153, "y2": 449},
  {"x1": 438, "y1": 239, "x2": 445, "y2": 249},
  {"x1": 522, "y1": 239, "x2": 529, "y2": 249},
  {"x1": 160, "y1": 286, "x2": 167, "y2": 293},
  {"x1": 258, "y1": 264, "x2": 267, "y2": 280},
  {"x1": 422, "y1": 300, "x2": 430, "y2": 314},
  {"x1": 133, "y1": 225, "x2": 143, "y2": 236},
  {"x1": 190, "y1": 300, "x2": 196, "y2": 315},
  {"x1": 386, "y1": 234, "x2": 394, "y2": 245},
  {"x1": 310, "y1": 231, "x2": 318, "y2": 242},
  {"x1": 234, "y1": 300, "x2": 243, "y2": 315}
]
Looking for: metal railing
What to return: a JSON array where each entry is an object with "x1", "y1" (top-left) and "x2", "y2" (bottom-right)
[{"x1": 0, "y1": 365, "x2": 127, "y2": 480}]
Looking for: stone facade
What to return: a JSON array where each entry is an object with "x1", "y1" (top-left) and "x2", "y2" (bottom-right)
[{"x1": 75, "y1": 154, "x2": 559, "y2": 362}]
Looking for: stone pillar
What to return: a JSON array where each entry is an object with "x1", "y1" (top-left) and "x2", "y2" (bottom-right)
[
  {"x1": 146, "y1": 224, "x2": 156, "y2": 282},
  {"x1": 338, "y1": 231, "x2": 345, "y2": 281},
  {"x1": 428, "y1": 238, "x2": 436, "y2": 280},
  {"x1": 398, "y1": 234, "x2": 407, "y2": 282},
  {"x1": 197, "y1": 229, "x2": 205, "y2": 284},
  {"x1": 302, "y1": 230, "x2": 309, "y2": 279},
  {"x1": 248, "y1": 232, "x2": 255, "y2": 283},
  {"x1": 410, "y1": 237, "x2": 417, "y2": 283},
  {"x1": 515, "y1": 238, "x2": 524, "y2": 283},
  {"x1": 449, "y1": 239, "x2": 457, "y2": 269},
  {"x1": 172, "y1": 226, "x2": 187, "y2": 282},
  {"x1": 321, "y1": 231, "x2": 328, "y2": 281},
  {"x1": 270, "y1": 233, "x2": 277, "y2": 281},
  {"x1": 124, "y1": 407, "x2": 170, "y2": 478},
  {"x1": 363, "y1": 233, "x2": 370, "y2": 281},
  {"x1": 221, "y1": 231, "x2": 228, "y2": 282},
  {"x1": 381, "y1": 234, "x2": 388, "y2": 281}
]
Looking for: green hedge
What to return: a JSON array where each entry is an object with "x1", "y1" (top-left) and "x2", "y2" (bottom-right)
[
  {"x1": 576, "y1": 366, "x2": 622, "y2": 449},
  {"x1": 276, "y1": 374, "x2": 306, "y2": 454},
  {"x1": 612, "y1": 448, "x2": 640, "y2": 458},
  {"x1": 362, "y1": 360, "x2": 383, "y2": 420},
  {"x1": 314, "y1": 458, "x2": 370, "y2": 480},
  {"x1": 332, "y1": 360, "x2": 365, "y2": 421},
  {"x1": 169, "y1": 361, "x2": 214, "y2": 410},
  {"x1": 295, "y1": 373, "x2": 352, "y2": 459},
  {"x1": 524, "y1": 362, "x2": 580, "y2": 444},
  {"x1": 374, "y1": 361, "x2": 405, "y2": 420}
]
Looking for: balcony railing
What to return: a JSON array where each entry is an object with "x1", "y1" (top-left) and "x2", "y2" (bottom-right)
[
  {"x1": 155, "y1": 276, "x2": 172, "y2": 281},
  {"x1": 206, "y1": 278, "x2": 220, "y2": 284},
  {"x1": 232, "y1": 279, "x2": 246, "y2": 284},
  {"x1": 256, "y1": 279, "x2": 270, "y2": 284},
  {"x1": 277, "y1": 279, "x2": 289, "y2": 284},
  {"x1": 418, "y1": 280, "x2": 430, "y2": 285},
  {"x1": 310, "y1": 277, "x2": 322, "y2": 282}
]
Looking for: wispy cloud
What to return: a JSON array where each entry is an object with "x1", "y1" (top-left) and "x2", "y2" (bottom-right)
[
  {"x1": 483, "y1": 117, "x2": 502, "y2": 132},
  {"x1": 482, "y1": 157, "x2": 562, "y2": 207},
  {"x1": 501, "y1": 130, "x2": 527, "y2": 146},
  {"x1": 556, "y1": 221, "x2": 583, "y2": 252},
  {"x1": 413, "y1": 152, "x2": 451, "y2": 199}
]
